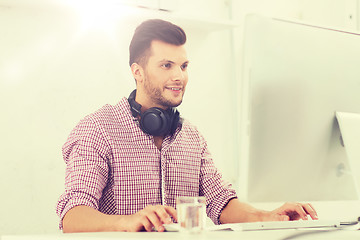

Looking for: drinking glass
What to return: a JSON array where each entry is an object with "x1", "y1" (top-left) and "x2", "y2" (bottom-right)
[{"x1": 176, "y1": 196, "x2": 206, "y2": 233}]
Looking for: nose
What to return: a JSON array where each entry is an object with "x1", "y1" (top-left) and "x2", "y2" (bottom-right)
[{"x1": 172, "y1": 66, "x2": 186, "y2": 81}]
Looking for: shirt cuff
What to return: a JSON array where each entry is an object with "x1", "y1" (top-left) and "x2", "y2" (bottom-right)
[
  {"x1": 207, "y1": 191, "x2": 238, "y2": 225},
  {"x1": 57, "y1": 192, "x2": 98, "y2": 230}
]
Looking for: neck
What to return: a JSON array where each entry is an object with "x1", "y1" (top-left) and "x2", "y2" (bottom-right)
[{"x1": 153, "y1": 136, "x2": 164, "y2": 150}]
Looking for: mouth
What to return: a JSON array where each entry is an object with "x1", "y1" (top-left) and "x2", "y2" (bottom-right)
[{"x1": 165, "y1": 87, "x2": 182, "y2": 91}]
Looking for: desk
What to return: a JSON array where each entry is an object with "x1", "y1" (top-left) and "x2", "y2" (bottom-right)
[
  {"x1": 2, "y1": 201, "x2": 359, "y2": 240},
  {"x1": 2, "y1": 229, "x2": 360, "y2": 240}
]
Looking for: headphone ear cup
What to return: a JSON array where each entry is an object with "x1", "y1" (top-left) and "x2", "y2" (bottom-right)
[
  {"x1": 140, "y1": 108, "x2": 169, "y2": 136},
  {"x1": 169, "y1": 109, "x2": 180, "y2": 135},
  {"x1": 128, "y1": 90, "x2": 180, "y2": 136}
]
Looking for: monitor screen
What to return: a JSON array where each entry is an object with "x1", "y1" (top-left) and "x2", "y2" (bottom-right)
[{"x1": 240, "y1": 15, "x2": 360, "y2": 202}]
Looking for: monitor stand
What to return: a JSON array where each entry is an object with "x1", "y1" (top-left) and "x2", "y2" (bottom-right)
[{"x1": 336, "y1": 112, "x2": 360, "y2": 199}]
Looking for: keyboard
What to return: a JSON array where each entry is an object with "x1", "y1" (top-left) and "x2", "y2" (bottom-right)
[
  {"x1": 164, "y1": 220, "x2": 341, "y2": 232},
  {"x1": 208, "y1": 220, "x2": 341, "y2": 231}
]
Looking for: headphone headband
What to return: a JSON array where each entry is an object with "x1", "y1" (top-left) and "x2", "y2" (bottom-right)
[{"x1": 128, "y1": 90, "x2": 141, "y2": 117}]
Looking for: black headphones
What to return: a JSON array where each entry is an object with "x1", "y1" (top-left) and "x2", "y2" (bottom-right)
[{"x1": 128, "y1": 90, "x2": 180, "y2": 136}]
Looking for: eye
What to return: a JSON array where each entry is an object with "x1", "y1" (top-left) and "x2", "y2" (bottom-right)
[
  {"x1": 161, "y1": 63, "x2": 172, "y2": 69},
  {"x1": 181, "y1": 63, "x2": 188, "y2": 71}
]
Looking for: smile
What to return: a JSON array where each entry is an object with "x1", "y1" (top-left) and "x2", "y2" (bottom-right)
[{"x1": 166, "y1": 87, "x2": 182, "y2": 91}]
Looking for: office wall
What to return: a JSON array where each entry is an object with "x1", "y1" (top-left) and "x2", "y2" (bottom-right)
[
  {"x1": 300, "y1": 0, "x2": 359, "y2": 31},
  {"x1": 0, "y1": 0, "x2": 236, "y2": 235}
]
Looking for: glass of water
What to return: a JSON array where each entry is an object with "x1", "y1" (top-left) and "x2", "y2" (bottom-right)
[{"x1": 176, "y1": 196, "x2": 206, "y2": 233}]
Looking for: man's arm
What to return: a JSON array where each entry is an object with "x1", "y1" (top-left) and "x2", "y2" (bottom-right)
[
  {"x1": 62, "y1": 205, "x2": 177, "y2": 233},
  {"x1": 219, "y1": 198, "x2": 318, "y2": 224}
]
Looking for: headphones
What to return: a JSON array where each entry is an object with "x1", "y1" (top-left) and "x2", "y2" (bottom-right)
[{"x1": 128, "y1": 90, "x2": 180, "y2": 136}]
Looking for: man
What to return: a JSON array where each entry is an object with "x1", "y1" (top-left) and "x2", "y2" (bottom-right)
[{"x1": 56, "y1": 19, "x2": 318, "y2": 233}]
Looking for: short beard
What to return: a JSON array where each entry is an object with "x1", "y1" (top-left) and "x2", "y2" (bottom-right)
[{"x1": 143, "y1": 77, "x2": 182, "y2": 108}]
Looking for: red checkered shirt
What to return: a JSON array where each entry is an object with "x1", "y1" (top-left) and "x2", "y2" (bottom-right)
[{"x1": 56, "y1": 97, "x2": 237, "y2": 228}]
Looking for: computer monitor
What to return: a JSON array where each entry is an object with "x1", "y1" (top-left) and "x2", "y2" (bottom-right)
[{"x1": 240, "y1": 15, "x2": 360, "y2": 202}]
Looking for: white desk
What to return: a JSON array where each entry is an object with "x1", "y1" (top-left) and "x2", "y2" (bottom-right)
[
  {"x1": 2, "y1": 201, "x2": 359, "y2": 240},
  {"x1": 2, "y1": 229, "x2": 360, "y2": 240}
]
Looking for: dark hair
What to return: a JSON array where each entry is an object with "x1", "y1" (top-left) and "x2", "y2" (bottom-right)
[{"x1": 129, "y1": 19, "x2": 187, "y2": 67}]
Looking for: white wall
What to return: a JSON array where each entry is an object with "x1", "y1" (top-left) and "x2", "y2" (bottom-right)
[
  {"x1": 233, "y1": 0, "x2": 360, "y2": 31},
  {"x1": 300, "y1": 0, "x2": 359, "y2": 31}
]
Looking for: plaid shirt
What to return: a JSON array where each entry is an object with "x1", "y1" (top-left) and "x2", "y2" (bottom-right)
[{"x1": 56, "y1": 97, "x2": 237, "y2": 228}]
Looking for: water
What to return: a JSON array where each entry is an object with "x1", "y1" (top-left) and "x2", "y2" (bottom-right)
[{"x1": 177, "y1": 203, "x2": 206, "y2": 233}]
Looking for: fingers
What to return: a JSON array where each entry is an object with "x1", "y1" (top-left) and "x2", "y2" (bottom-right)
[
  {"x1": 164, "y1": 205, "x2": 178, "y2": 222},
  {"x1": 145, "y1": 210, "x2": 166, "y2": 232},
  {"x1": 288, "y1": 203, "x2": 308, "y2": 220},
  {"x1": 140, "y1": 215, "x2": 154, "y2": 232},
  {"x1": 135, "y1": 205, "x2": 177, "y2": 232},
  {"x1": 277, "y1": 202, "x2": 319, "y2": 221},
  {"x1": 302, "y1": 203, "x2": 318, "y2": 220}
]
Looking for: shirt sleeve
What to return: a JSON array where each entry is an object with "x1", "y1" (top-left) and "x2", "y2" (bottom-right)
[
  {"x1": 56, "y1": 117, "x2": 111, "y2": 229},
  {"x1": 199, "y1": 139, "x2": 238, "y2": 225}
]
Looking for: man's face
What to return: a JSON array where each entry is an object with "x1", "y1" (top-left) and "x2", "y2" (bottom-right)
[{"x1": 136, "y1": 40, "x2": 189, "y2": 110}]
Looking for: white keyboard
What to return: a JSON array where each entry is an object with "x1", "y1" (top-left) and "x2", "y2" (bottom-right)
[
  {"x1": 164, "y1": 220, "x2": 341, "y2": 232},
  {"x1": 208, "y1": 220, "x2": 341, "y2": 231}
]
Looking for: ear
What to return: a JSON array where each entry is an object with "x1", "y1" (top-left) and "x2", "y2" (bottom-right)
[{"x1": 131, "y1": 63, "x2": 144, "y2": 83}]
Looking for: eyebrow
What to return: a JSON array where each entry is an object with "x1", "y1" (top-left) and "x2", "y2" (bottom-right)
[{"x1": 159, "y1": 59, "x2": 189, "y2": 65}]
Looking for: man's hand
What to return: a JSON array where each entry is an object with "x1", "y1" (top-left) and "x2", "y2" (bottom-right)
[
  {"x1": 122, "y1": 205, "x2": 177, "y2": 232},
  {"x1": 62, "y1": 205, "x2": 177, "y2": 233},
  {"x1": 264, "y1": 202, "x2": 318, "y2": 221},
  {"x1": 219, "y1": 199, "x2": 319, "y2": 224}
]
